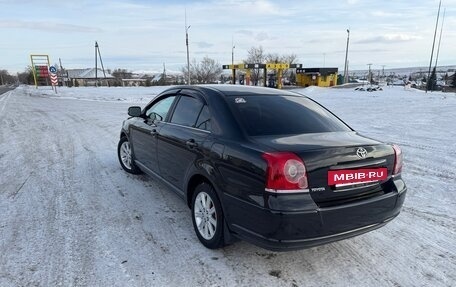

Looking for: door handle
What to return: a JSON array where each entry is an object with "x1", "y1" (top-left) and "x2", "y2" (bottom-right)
[{"x1": 186, "y1": 139, "x2": 198, "y2": 149}]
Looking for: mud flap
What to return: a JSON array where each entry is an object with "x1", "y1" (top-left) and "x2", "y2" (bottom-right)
[{"x1": 223, "y1": 219, "x2": 238, "y2": 245}]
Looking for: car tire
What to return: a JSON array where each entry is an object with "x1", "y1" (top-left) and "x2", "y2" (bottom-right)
[
  {"x1": 117, "y1": 136, "x2": 142, "y2": 174},
  {"x1": 191, "y1": 182, "x2": 225, "y2": 249}
]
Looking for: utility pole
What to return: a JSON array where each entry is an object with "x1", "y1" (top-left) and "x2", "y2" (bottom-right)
[
  {"x1": 367, "y1": 63, "x2": 372, "y2": 85},
  {"x1": 98, "y1": 44, "x2": 107, "y2": 81},
  {"x1": 232, "y1": 38, "x2": 235, "y2": 65},
  {"x1": 95, "y1": 41, "x2": 108, "y2": 87},
  {"x1": 95, "y1": 41, "x2": 98, "y2": 86},
  {"x1": 59, "y1": 58, "x2": 67, "y2": 87},
  {"x1": 163, "y1": 62, "x2": 167, "y2": 85},
  {"x1": 185, "y1": 11, "x2": 191, "y2": 85},
  {"x1": 434, "y1": 8, "x2": 446, "y2": 70},
  {"x1": 343, "y1": 29, "x2": 350, "y2": 84},
  {"x1": 426, "y1": 0, "x2": 442, "y2": 93}
]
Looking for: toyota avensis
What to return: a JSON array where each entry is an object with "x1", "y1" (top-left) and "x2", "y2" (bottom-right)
[{"x1": 117, "y1": 85, "x2": 406, "y2": 251}]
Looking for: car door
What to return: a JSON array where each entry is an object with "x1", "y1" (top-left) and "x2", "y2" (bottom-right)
[
  {"x1": 129, "y1": 95, "x2": 177, "y2": 174},
  {"x1": 157, "y1": 91, "x2": 212, "y2": 191}
]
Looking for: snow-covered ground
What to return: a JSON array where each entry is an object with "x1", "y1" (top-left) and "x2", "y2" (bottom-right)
[{"x1": 0, "y1": 85, "x2": 455, "y2": 287}]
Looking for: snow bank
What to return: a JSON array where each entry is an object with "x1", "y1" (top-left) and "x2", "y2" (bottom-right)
[{"x1": 18, "y1": 85, "x2": 170, "y2": 104}]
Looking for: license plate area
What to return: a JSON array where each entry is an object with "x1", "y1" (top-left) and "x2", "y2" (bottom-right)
[{"x1": 328, "y1": 168, "x2": 388, "y2": 186}]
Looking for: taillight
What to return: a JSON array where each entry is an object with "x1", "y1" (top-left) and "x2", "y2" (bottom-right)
[
  {"x1": 392, "y1": 144, "x2": 403, "y2": 175},
  {"x1": 262, "y1": 152, "x2": 309, "y2": 193}
]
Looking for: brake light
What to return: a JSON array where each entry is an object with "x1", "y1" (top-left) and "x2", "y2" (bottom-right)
[
  {"x1": 262, "y1": 152, "x2": 308, "y2": 192},
  {"x1": 392, "y1": 144, "x2": 403, "y2": 175}
]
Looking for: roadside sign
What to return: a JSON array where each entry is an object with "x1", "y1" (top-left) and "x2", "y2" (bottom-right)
[
  {"x1": 49, "y1": 65, "x2": 58, "y2": 87},
  {"x1": 30, "y1": 54, "x2": 51, "y2": 88},
  {"x1": 266, "y1": 63, "x2": 289, "y2": 69},
  {"x1": 50, "y1": 74, "x2": 58, "y2": 86}
]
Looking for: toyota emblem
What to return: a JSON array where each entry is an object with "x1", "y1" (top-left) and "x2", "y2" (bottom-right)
[{"x1": 356, "y1": 147, "x2": 368, "y2": 159}]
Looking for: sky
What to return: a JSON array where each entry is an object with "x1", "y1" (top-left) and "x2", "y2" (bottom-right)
[{"x1": 0, "y1": 0, "x2": 455, "y2": 74}]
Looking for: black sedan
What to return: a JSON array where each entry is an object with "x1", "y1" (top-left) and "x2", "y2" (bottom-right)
[{"x1": 117, "y1": 85, "x2": 406, "y2": 251}]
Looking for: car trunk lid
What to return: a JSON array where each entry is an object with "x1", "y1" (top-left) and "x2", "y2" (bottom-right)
[{"x1": 252, "y1": 132, "x2": 395, "y2": 207}]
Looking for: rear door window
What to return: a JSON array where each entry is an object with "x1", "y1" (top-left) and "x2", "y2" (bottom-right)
[
  {"x1": 170, "y1": 96, "x2": 203, "y2": 127},
  {"x1": 228, "y1": 95, "x2": 351, "y2": 136}
]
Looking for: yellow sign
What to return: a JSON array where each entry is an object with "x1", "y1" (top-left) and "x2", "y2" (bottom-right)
[{"x1": 266, "y1": 63, "x2": 289, "y2": 69}]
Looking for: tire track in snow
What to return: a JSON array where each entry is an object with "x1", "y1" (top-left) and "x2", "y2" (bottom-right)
[
  {"x1": 0, "y1": 93, "x2": 68, "y2": 286},
  {"x1": 0, "y1": 92, "x2": 100, "y2": 286},
  {"x1": 0, "y1": 91, "x2": 11, "y2": 115},
  {"x1": 58, "y1": 100, "x2": 235, "y2": 285}
]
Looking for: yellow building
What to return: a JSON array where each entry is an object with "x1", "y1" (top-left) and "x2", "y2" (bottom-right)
[{"x1": 296, "y1": 68, "x2": 338, "y2": 87}]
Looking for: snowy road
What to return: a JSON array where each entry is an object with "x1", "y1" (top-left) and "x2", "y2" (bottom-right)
[{"x1": 0, "y1": 86, "x2": 455, "y2": 287}]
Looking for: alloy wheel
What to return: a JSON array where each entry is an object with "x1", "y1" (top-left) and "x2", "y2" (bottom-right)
[
  {"x1": 120, "y1": 141, "x2": 132, "y2": 170},
  {"x1": 194, "y1": 191, "x2": 217, "y2": 240}
]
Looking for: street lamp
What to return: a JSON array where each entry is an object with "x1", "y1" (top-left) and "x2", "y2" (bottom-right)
[
  {"x1": 343, "y1": 29, "x2": 350, "y2": 84},
  {"x1": 231, "y1": 36, "x2": 236, "y2": 84},
  {"x1": 232, "y1": 44, "x2": 236, "y2": 84},
  {"x1": 186, "y1": 24, "x2": 191, "y2": 85}
]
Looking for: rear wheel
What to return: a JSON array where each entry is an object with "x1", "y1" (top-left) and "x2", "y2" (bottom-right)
[
  {"x1": 191, "y1": 183, "x2": 225, "y2": 249},
  {"x1": 117, "y1": 136, "x2": 142, "y2": 174}
]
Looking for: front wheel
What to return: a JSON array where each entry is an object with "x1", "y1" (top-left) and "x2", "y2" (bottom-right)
[
  {"x1": 117, "y1": 136, "x2": 142, "y2": 174},
  {"x1": 191, "y1": 183, "x2": 225, "y2": 249}
]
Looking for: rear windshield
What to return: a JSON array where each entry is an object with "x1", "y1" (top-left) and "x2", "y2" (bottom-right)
[{"x1": 227, "y1": 95, "x2": 351, "y2": 136}]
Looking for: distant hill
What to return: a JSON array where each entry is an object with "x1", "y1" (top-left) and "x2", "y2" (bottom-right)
[{"x1": 350, "y1": 65, "x2": 456, "y2": 76}]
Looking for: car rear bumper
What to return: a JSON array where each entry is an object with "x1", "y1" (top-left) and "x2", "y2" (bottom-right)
[{"x1": 224, "y1": 180, "x2": 406, "y2": 251}]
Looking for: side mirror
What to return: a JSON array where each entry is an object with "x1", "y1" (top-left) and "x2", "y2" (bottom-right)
[{"x1": 128, "y1": 106, "x2": 142, "y2": 117}]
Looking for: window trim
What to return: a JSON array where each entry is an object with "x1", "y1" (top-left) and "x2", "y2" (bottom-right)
[
  {"x1": 164, "y1": 121, "x2": 211, "y2": 134},
  {"x1": 146, "y1": 89, "x2": 211, "y2": 132}
]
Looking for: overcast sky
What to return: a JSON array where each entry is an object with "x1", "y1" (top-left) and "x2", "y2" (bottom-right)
[{"x1": 1, "y1": 0, "x2": 455, "y2": 74}]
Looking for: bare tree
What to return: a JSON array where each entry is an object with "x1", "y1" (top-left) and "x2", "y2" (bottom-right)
[
  {"x1": 263, "y1": 53, "x2": 297, "y2": 66},
  {"x1": 281, "y1": 53, "x2": 298, "y2": 84},
  {"x1": 244, "y1": 46, "x2": 265, "y2": 85},
  {"x1": 244, "y1": 47, "x2": 298, "y2": 85},
  {"x1": 17, "y1": 67, "x2": 34, "y2": 84},
  {"x1": 181, "y1": 56, "x2": 222, "y2": 84},
  {"x1": 110, "y1": 68, "x2": 133, "y2": 86},
  {"x1": 0, "y1": 69, "x2": 16, "y2": 85},
  {"x1": 265, "y1": 53, "x2": 280, "y2": 63},
  {"x1": 263, "y1": 53, "x2": 298, "y2": 84},
  {"x1": 112, "y1": 69, "x2": 132, "y2": 80}
]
